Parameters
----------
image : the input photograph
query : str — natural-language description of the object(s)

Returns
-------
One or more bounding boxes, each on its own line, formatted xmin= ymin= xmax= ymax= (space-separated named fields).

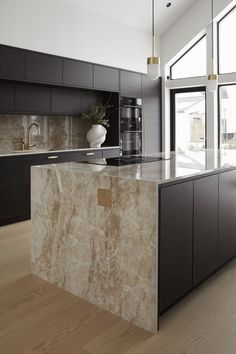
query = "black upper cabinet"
xmin=51 ymin=87 xmax=82 ymax=115
xmin=0 ymin=45 xmax=26 ymax=81
xmin=193 ymin=175 xmax=218 ymax=286
xmin=219 ymin=169 xmax=236 ymax=266
xmin=26 ymin=52 xmax=63 ymax=85
xmin=63 ymin=59 xmax=94 ymax=89
xmin=120 ymin=70 xmax=142 ymax=98
xmin=142 ymin=76 xmax=161 ymax=154
xmin=0 ymin=82 xmax=14 ymax=111
xmin=159 ymin=181 xmax=193 ymax=314
xmin=81 ymin=93 xmax=99 ymax=113
xmin=15 ymin=84 xmax=51 ymax=113
xmin=94 ymin=65 xmax=119 ymax=92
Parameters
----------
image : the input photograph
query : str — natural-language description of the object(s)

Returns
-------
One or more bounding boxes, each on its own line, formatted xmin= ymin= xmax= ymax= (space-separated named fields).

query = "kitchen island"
xmin=31 ymin=150 xmax=236 ymax=333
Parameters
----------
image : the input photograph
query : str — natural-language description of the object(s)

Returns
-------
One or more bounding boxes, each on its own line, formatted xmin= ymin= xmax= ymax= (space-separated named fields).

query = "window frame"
xmin=169 ymin=35 xmax=207 ymax=80
xmin=217 ymin=5 xmax=236 ymax=75
xmin=170 ymin=86 xmax=207 ymax=151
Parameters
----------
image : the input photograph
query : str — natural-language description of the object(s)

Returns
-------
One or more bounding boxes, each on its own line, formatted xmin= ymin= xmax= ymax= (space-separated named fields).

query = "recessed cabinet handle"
xmin=86 ymin=152 xmax=95 ymax=156
xmin=48 ymin=156 xmax=59 ymax=159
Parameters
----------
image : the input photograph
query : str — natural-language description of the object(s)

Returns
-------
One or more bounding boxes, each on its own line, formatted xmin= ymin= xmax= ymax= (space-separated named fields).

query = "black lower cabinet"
xmin=193 ymin=175 xmax=218 ymax=286
xmin=0 ymin=157 xmax=29 ymax=226
xmin=159 ymin=181 xmax=193 ymax=314
xmin=219 ymin=169 xmax=236 ymax=266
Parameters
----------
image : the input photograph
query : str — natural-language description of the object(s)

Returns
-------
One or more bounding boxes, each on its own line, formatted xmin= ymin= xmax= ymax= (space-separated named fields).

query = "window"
xmin=219 ymin=85 xmax=236 ymax=149
xmin=170 ymin=36 xmax=207 ymax=79
xmin=171 ymin=88 xmax=206 ymax=152
xmin=218 ymin=7 xmax=236 ymax=74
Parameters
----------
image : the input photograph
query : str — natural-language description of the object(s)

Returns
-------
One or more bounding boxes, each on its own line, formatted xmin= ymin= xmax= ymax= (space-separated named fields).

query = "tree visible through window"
xmin=218 ymin=7 xmax=236 ymax=74
xmin=170 ymin=36 xmax=207 ymax=79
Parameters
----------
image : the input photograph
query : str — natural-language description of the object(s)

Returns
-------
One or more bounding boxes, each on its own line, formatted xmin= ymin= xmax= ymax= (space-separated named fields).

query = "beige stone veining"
xmin=31 ymin=167 xmax=158 ymax=333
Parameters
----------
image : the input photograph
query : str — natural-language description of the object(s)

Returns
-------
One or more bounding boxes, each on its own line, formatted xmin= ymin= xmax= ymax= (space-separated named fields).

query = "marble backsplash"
xmin=0 ymin=114 xmax=91 ymax=152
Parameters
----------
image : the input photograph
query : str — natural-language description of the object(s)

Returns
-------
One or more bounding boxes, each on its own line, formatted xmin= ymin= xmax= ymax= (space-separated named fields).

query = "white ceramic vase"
xmin=86 ymin=124 xmax=107 ymax=148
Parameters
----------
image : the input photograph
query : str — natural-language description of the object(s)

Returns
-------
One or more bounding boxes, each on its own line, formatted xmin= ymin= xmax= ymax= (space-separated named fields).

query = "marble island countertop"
xmin=32 ymin=149 xmax=236 ymax=185
xmin=0 ymin=146 xmax=119 ymax=157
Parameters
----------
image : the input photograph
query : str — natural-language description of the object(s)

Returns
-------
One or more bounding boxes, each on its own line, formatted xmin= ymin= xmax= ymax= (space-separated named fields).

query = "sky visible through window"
xmin=219 ymin=7 xmax=236 ymax=74
xmin=171 ymin=37 xmax=207 ymax=79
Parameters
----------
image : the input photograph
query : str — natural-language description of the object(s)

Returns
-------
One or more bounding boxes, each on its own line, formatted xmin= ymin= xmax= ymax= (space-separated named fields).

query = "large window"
xmin=171 ymin=88 xmax=206 ymax=152
xmin=219 ymin=85 xmax=236 ymax=149
xmin=218 ymin=7 xmax=236 ymax=74
xmin=170 ymin=36 xmax=207 ymax=79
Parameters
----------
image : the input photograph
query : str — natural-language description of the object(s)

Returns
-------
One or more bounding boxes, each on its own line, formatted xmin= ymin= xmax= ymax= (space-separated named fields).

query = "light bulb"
xmin=147 ymin=57 xmax=160 ymax=80
xmin=207 ymin=74 xmax=218 ymax=92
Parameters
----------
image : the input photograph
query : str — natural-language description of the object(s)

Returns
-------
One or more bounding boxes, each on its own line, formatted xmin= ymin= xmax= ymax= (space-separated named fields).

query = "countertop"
xmin=32 ymin=149 xmax=236 ymax=185
xmin=0 ymin=146 xmax=119 ymax=157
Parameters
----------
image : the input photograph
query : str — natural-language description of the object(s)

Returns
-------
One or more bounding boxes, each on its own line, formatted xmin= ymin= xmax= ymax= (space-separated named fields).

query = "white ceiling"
xmin=69 ymin=0 xmax=195 ymax=34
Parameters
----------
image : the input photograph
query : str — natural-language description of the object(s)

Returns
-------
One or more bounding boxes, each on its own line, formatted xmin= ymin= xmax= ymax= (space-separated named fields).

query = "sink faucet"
xmin=27 ymin=122 xmax=41 ymax=149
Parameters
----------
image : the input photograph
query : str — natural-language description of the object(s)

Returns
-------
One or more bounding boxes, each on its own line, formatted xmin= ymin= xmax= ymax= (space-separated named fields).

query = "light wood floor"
xmin=1 ymin=222 xmax=236 ymax=354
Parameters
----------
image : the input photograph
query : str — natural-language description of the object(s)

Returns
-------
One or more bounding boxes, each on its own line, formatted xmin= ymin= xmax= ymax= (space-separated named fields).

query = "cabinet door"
xmin=15 ymin=84 xmax=51 ymax=114
xmin=63 ymin=59 xmax=94 ymax=88
xmin=142 ymin=75 xmax=161 ymax=154
xmin=0 ymin=157 xmax=28 ymax=226
xmin=120 ymin=70 xmax=142 ymax=98
xmin=219 ymin=169 xmax=236 ymax=266
xmin=51 ymin=87 xmax=82 ymax=114
xmin=193 ymin=175 xmax=218 ymax=286
xmin=0 ymin=45 xmax=26 ymax=80
xmin=94 ymin=65 xmax=119 ymax=92
xmin=159 ymin=181 xmax=193 ymax=314
xmin=26 ymin=52 xmax=63 ymax=84
xmin=0 ymin=82 xmax=14 ymax=112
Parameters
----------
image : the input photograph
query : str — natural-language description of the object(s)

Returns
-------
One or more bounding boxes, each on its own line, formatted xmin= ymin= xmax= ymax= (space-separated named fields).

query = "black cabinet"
xmin=193 ymin=175 xmax=218 ymax=286
xmin=120 ymin=70 xmax=142 ymax=98
xmin=0 ymin=157 xmax=28 ymax=226
xmin=74 ymin=149 xmax=103 ymax=161
xmin=0 ymin=45 xmax=26 ymax=81
xmin=159 ymin=181 xmax=193 ymax=314
xmin=102 ymin=148 xmax=120 ymax=158
xmin=219 ymin=169 xmax=236 ymax=266
xmin=0 ymin=82 xmax=14 ymax=112
xmin=142 ymin=75 xmax=161 ymax=154
xmin=51 ymin=87 xmax=82 ymax=115
xmin=63 ymin=59 xmax=94 ymax=89
xmin=26 ymin=52 xmax=63 ymax=85
xmin=94 ymin=65 xmax=119 ymax=92
xmin=15 ymin=84 xmax=51 ymax=114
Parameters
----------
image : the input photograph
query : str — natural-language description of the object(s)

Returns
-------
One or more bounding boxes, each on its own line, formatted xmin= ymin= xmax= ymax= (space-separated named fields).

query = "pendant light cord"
xmin=212 ymin=0 xmax=214 ymax=59
xmin=152 ymin=0 xmax=155 ymax=57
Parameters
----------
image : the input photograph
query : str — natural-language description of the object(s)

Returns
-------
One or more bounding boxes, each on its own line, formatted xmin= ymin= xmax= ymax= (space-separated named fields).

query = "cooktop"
xmin=81 ymin=155 xmax=169 ymax=166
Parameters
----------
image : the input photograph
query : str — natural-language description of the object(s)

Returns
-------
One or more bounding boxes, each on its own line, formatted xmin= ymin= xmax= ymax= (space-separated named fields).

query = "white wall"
xmin=0 ymin=0 xmax=150 ymax=73
xmin=160 ymin=0 xmax=235 ymax=152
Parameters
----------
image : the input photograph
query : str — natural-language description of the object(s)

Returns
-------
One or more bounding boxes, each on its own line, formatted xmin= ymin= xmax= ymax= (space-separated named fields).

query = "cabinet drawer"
xmin=63 ymin=59 xmax=94 ymax=88
xmin=0 ymin=45 xmax=26 ymax=81
xmin=102 ymin=148 xmax=120 ymax=158
xmin=76 ymin=150 xmax=103 ymax=161
xmin=26 ymin=52 xmax=63 ymax=85
xmin=30 ymin=152 xmax=75 ymax=165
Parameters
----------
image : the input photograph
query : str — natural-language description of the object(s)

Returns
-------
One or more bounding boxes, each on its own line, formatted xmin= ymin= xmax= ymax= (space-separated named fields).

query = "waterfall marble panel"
xmin=31 ymin=165 xmax=158 ymax=333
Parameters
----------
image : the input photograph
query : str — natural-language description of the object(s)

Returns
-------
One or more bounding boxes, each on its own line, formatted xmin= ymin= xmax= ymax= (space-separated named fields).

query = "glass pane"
xmin=219 ymin=7 xmax=236 ymax=74
xmin=220 ymin=85 xmax=236 ymax=149
xmin=175 ymin=90 xmax=206 ymax=152
xmin=171 ymin=37 xmax=207 ymax=79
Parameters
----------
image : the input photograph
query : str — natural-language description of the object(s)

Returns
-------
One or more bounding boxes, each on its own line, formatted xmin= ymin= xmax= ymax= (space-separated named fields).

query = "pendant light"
xmin=147 ymin=0 xmax=160 ymax=80
xmin=207 ymin=0 xmax=218 ymax=92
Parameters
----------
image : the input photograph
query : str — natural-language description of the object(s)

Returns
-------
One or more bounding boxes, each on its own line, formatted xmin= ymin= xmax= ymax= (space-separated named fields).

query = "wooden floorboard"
xmin=1 ymin=221 xmax=236 ymax=353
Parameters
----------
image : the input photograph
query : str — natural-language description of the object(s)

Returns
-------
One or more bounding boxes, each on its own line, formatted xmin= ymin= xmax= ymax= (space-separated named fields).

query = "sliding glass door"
xmin=171 ymin=88 xmax=206 ymax=152
xmin=219 ymin=85 xmax=236 ymax=149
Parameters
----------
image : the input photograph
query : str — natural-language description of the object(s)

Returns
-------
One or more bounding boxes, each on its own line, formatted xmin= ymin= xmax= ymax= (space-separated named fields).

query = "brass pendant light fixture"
xmin=207 ymin=0 xmax=218 ymax=92
xmin=147 ymin=0 xmax=160 ymax=80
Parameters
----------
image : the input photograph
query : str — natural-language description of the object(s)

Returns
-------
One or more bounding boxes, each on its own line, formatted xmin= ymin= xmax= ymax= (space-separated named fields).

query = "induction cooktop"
xmin=81 ymin=155 xmax=169 ymax=166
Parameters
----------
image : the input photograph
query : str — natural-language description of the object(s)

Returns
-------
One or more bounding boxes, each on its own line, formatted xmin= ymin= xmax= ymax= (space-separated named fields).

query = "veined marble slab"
xmin=31 ymin=166 xmax=159 ymax=333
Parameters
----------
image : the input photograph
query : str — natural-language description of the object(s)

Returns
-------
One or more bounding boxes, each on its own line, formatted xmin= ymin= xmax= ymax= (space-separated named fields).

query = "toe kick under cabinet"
xmin=159 ymin=169 xmax=236 ymax=315
xmin=0 ymin=148 xmax=119 ymax=226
